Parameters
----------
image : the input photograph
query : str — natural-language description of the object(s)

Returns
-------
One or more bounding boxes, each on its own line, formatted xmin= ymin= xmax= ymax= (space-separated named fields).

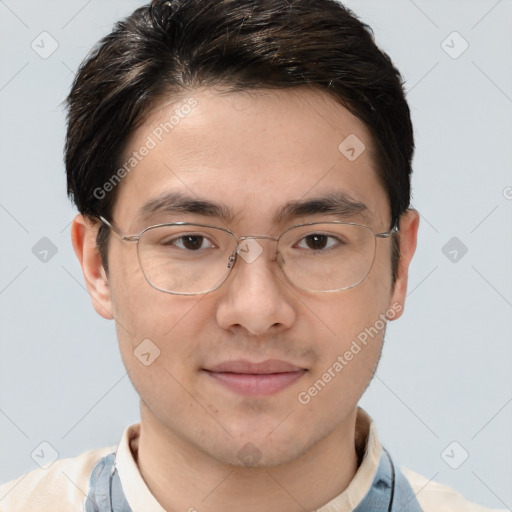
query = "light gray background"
xmin=1 ymin=0 xmax=511 ymax=509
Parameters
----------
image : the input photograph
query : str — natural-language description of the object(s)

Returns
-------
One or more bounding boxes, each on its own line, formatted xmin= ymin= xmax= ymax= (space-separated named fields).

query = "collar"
xmin=84 ymin=408 xmax=422 ymax=512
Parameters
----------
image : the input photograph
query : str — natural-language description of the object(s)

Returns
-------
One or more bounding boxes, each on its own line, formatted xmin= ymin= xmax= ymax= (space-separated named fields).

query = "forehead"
xmin=113 ymin=87 xmax=390 ymax=232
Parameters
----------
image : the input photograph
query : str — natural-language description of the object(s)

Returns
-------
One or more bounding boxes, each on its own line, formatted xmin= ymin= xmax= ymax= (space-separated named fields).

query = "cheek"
xmin=112 ymin=289 xmax=207 ymax=422
xmin=295 ymin=295 xmax=387 ymax=420
xmin=317 ymin=298 xmax=385 ymax=377
xmin=109 ymin=244 xmax=179 ymax=333
xmin=311 ymin=265 xmax=391 ymax=338
xmin=302 ymin=274 xmax=391 ymax=392
xmin=107 ymin=246 xmax=206 ymax=374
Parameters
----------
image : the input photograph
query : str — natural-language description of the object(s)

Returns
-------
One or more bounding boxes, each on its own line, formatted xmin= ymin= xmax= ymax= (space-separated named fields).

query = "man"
xmin=0 ymin=0 xmax=504 ymax=511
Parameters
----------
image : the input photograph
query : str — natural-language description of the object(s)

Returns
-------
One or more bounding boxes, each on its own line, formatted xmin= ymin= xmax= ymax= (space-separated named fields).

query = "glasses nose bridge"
xmin=235 ymin=234 xmax=280 ymax=260
xmin=237 ymin=234 xmax=279 ymax=243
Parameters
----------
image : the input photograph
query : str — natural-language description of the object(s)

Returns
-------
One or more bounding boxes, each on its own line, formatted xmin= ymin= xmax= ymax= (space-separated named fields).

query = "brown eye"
xmin=162 ymin=235 xmax=214 ymax=251
xmin=297 ymin=234 xmax=340 ymax=251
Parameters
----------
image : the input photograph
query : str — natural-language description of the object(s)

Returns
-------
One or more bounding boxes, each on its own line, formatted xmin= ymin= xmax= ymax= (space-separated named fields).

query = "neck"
xmin=135 ymin=402 xmax=360 ymax=512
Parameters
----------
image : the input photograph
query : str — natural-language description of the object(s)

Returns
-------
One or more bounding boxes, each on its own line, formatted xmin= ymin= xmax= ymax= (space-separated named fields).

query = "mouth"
xmin=203 ymin=359 xmax=307 ymax=397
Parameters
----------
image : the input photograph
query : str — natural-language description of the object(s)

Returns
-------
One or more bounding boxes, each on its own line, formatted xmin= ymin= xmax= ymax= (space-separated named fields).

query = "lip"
xmin=203 ymin=359 xmax=307 ymax=396
xmin=206 ymin=359 xmax=305 ymax=374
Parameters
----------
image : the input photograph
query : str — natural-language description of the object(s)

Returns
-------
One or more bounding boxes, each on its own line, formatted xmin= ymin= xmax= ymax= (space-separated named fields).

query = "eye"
xmin=296 ymin=233 xmax=341 ymax=251
xmin=166 ymin=234 xmax=215 ymax=251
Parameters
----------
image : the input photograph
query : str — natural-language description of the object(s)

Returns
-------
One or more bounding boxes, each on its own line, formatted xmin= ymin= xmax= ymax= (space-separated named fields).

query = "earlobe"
xmin=389 ymin=208 xmax=420 ymax=320
xmin=71 ymin=214 xmax=114 ymax=319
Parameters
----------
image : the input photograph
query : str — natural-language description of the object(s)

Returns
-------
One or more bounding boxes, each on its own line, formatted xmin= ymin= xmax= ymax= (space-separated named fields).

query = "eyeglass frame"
xmin=97 ymin=215 xmax=399 ymax=295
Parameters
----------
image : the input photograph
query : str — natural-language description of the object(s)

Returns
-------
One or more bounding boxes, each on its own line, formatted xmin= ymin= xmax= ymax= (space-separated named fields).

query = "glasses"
xmin=99 ymin=216 xmax=398 ymax=295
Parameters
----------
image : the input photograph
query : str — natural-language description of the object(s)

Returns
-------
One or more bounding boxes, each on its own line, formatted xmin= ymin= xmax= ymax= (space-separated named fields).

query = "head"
xmin=68 ymin=0 xmax=419 ymax=468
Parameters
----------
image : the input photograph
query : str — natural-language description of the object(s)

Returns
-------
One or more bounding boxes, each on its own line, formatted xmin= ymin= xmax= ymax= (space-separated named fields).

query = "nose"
xmin=215 ymin=237 xmax=296 ymax=336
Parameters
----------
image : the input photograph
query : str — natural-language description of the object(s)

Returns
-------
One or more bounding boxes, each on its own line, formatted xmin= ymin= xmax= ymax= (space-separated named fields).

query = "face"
xmin=74 ymin=86 xmax=418 ymax=468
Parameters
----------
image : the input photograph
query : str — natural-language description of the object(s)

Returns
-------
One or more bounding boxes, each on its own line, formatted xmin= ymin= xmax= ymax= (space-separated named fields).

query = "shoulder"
xmin=0 ymin=444 xmax=116 ymax=512
xmin=402 ymin=467 xmax=507 ymax=512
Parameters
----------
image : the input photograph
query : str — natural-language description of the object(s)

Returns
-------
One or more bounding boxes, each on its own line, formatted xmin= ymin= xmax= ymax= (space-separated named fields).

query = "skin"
xmin=72 ymin=86 xmax=419 ymax=512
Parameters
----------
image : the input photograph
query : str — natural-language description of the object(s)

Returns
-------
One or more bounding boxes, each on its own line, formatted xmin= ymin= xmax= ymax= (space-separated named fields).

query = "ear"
xmin=389 ymin=208 xmax=420 ymax=320
xmin=71 ymin=214 xmax=113 ymax=319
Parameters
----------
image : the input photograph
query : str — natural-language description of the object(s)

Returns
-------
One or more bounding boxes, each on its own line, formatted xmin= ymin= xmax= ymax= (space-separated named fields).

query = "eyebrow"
xmin=138 ymin=190 xmax=370 ymax=225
